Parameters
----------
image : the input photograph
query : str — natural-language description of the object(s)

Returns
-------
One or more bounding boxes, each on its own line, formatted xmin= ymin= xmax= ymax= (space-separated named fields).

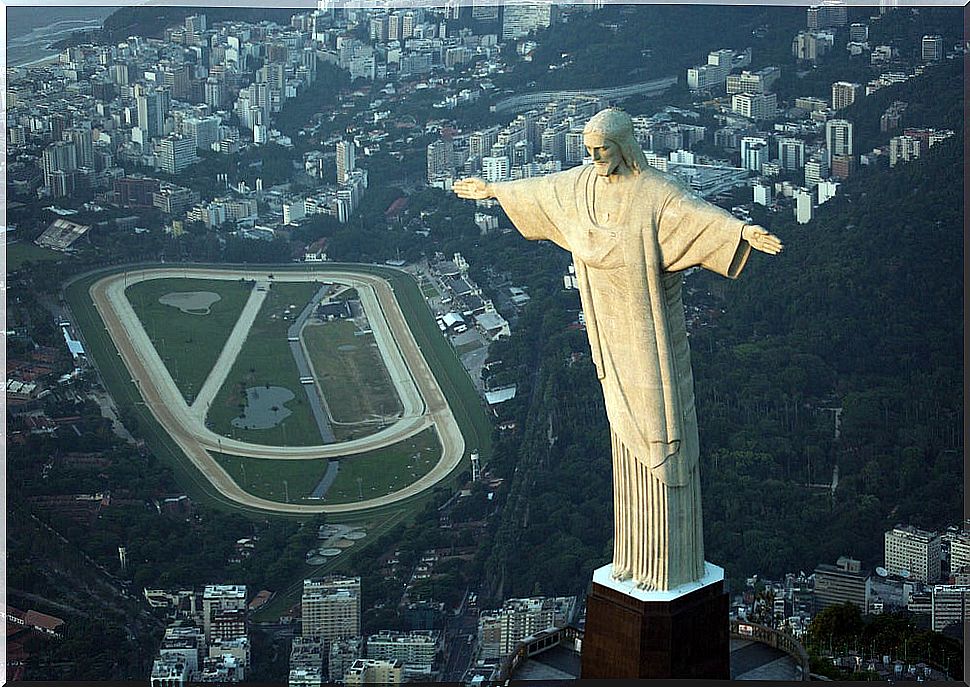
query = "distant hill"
xmin=99 ymin=6 xmax=300 ymax=42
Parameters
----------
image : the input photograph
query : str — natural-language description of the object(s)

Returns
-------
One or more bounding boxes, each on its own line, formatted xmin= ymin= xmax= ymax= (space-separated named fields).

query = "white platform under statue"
xmin=581 ymin=560 xmax=730 ymax=679
xmin=592 ymin=561 xmax=725 ymax=603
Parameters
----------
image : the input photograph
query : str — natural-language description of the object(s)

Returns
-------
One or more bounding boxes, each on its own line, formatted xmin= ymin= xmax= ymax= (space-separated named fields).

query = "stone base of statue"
xmin=580 ymin=562 xmax=729 ymax=679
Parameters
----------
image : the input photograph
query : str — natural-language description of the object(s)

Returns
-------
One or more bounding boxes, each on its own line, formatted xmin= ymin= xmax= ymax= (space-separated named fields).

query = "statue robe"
xmin=492 ymin=163 xmax=751 ymax=589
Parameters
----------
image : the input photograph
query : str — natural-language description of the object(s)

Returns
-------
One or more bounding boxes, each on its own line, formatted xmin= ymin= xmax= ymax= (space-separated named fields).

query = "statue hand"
xmin=742 ymin=225 xmax=783 ymax=255
xmin=453 ymin=177 xmax=494 ymax=200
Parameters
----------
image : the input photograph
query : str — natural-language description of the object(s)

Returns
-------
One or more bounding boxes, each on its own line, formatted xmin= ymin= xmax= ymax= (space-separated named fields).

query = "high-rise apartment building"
xmin=778 ymin=137 xmax=806 ymax=170
xmin=301 ymin=576 xmax=360 ymax=641
xmin=202 ymin=585 xmax=247 ymax=642
xmin=814 ymin=557 xmax=870 ymax=611
xmin=825 ymin=119 xmax=853 ymax=164
xmin=949 ymin=533 xmax=970 ymax=574
xmin=427 ymin=139 xmax=453 ymax=183
xmin=482 ymin=155 xmax=510 ymax=182
xmin=731 ymin=92 xmax=777 ymax=121
xmin=804 ymin=156 xmax=828 ymax=187
xmin=740 ymin=136 xmax=769 ymax=172
xmin=792 ymin=31 xmax=835 ymax=62
xmin=931 ymin=585 xmax=970 ymax=632
xmin=182 ymin=116 xmax=220 ymax=152
xmin=849 ymin=23 xmax=869 ymax=42
xmin=807 ymin=1 xmax=847 ymax=29
xmin=63 ymin=128 xmax=94 ymax=167
xmin=471 ymin=3 xmax=499 ymax=21
xmin=921 ymin=34 xmax=944 ymax=62
xmin=726 ymin=67 xmax=781 ymax=95
xmin=885 ymin=525 xmax=942 ymax=583
xmin=135 ymin=84 xmax=171 ymax=138
xmin=478 ymin=597 xmax=576 ymax=659
xmin=158 ymin=135 xmax=199 ymax=175
xmin=889 ymin=135 xmax=921 ymax=167
xmin=365 ymin=631 xmax=439 ymax=669
xmin=204 ymin=78 xmax=225 ymax=109
xmin=469 ymin=126 xmax=500 ymax=159
xmin=42 ymin=140 xmax=78 ymax=190
xmin=336 ymin=139 xmax=356 ymax=185
xmin=831 ymin=81 xmax=861 ymax=110
xmin=502 ymin=4 xmax=557 ymax=40
xmin=753 ymin=182 xmax=773 ymax=206
xmin=794 ymin=187 xmax=814 ymax=224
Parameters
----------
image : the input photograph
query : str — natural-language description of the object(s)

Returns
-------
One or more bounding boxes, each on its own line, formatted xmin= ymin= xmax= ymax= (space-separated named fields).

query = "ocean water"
xmin=6 ymin=6 xmax=117 ymax=67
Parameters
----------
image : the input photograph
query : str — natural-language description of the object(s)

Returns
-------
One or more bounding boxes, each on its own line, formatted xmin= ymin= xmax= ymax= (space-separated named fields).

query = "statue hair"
xmin=583 ymin=108 xmax=650 ymax=175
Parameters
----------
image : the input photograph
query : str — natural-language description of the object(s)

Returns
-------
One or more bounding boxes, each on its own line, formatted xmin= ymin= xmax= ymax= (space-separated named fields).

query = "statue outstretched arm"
xmin=741 ymin=224 xmax=783 ymax=255
xmin=453 ymin=177 xmax=494 ymax=200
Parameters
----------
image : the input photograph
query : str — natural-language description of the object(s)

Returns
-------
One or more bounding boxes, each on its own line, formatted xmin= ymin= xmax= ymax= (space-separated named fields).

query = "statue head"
xmin=583 ymin=108 xmax=649 ymax=176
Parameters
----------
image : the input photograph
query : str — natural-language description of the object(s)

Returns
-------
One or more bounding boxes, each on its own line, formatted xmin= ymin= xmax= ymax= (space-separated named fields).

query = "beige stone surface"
xmin=454 ymin=108 xmax=781 ymax=590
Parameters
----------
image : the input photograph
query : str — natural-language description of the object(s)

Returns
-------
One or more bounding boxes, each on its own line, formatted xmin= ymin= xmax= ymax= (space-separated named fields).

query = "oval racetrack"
xmin=90 ymin=267 xmax=466 ymax=514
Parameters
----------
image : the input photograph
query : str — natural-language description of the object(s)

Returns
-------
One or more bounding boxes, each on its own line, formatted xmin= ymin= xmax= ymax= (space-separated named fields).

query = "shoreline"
xmin=8 ymin=54 xmax=63 ymax=70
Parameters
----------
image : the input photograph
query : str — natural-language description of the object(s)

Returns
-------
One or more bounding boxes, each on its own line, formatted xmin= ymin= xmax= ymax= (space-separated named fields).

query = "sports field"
xmin=212 ymin=426 xmax=439 ymax=505
xmin=70 ymin=264 xmax=485 ymax=516
xmin=304 ymin=319 xmax=403 ymax=440
xmin=207 ymin=281 xmax=323 ymax=446
xmin=126 ymin=277 xmax=252 ymax=402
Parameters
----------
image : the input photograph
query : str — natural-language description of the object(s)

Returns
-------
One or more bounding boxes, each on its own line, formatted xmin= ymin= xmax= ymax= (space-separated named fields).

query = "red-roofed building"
xmin=24 ymin=610 xmax=65 ymax=636
xmin=385 ymin=197 xmax=408 ymax=222
xmin=248 ymin=590 xmax=274 ymax=612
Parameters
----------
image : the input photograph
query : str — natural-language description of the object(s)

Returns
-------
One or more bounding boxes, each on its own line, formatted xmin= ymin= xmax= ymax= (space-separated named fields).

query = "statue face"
xmin=584 ymin=133 xmax=622 ymax=177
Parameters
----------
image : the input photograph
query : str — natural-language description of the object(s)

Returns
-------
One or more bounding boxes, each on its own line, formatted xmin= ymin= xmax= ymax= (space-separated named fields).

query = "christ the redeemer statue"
xmin=454 ymin=108 xmax=782 ymax=591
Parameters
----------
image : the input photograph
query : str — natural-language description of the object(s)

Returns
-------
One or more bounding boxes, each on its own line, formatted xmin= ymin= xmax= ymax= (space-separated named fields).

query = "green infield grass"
xmin=7 ymin=242 xmax=63 ymax=271
xmin=208 ymin=280 xmax=323 ymax=446
xmin=304 ymin=319 xmax=402 ymax=440
xmin=325 ymin=426 xmax=439 ymax=503
xmin=212 ymin=426 xmax=439 ymax=505
xmin=126 ymin=277 xmax=253 ymax=402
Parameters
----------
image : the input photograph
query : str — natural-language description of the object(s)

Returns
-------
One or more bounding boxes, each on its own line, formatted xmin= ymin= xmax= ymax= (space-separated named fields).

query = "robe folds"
xmin=492 ymin=163 xmax=751 ymax=589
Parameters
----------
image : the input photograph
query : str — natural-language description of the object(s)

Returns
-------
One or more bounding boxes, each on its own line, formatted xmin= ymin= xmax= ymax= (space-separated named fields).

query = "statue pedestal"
xmin=580 ymin=562 xmax=729 ymax=679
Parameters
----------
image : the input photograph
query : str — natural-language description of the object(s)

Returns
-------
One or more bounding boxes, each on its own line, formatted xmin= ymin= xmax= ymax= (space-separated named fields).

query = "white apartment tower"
xmin=825 ymin=119 xmax=853 ymax=164
xmin=427 ymin=138 xmax=453 ymax=183
xmin=336 ymin=139 xmax=356 ymax=185
xmin=502 ymin=4 xmax=557 ymax=40
xmin=889 ymin=135 xmax=921 ymax=167
xmin=921 ymin=35 xmax=944 ymax=62
xmin=158 ymin=135 xmax=199 ymax=175
xmin=794 ymin=187 xmax=814 ymax=224
xmin=301 ymin=576 xmax=361 ymax=641
xmin=831 ymin=81 xmax=861 ymax=110
xmin=202 ymin=585 xmax=247 ymax=642
xmin=778 ymin=137 xmax=806 ymax=170
xmin=740 ymin=136 xmax=769 ymax=172
xmin=804 ymin=156 xmax=828 ymax=187
xmin=885 ymin=525 xmax=942 ymax=583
